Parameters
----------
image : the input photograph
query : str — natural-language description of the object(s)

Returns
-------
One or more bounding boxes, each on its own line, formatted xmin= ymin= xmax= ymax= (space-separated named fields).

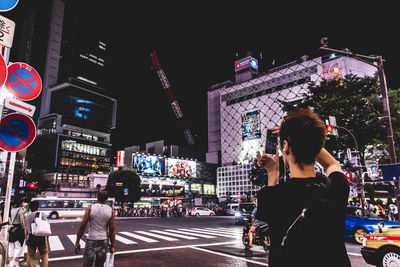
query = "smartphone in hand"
xmin=265 ymin=129 xmax=278 ymax=155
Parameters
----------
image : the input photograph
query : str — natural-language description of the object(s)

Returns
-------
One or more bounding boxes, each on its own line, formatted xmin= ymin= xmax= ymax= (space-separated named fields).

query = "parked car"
xmin=226 ymin=203 xmax=239 ymax=216
xmin=345 ymin=206 xmax=400 ymax=244
xmin=361 ymin=222 xmax=400 ymax=267
xmin=234 ymin=202 xmax=256 ymax=225
xmin=191 ymin=207 xmax=215 ymax=216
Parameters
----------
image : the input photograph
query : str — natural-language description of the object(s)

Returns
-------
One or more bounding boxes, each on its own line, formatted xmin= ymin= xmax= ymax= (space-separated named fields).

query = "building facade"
xmin=209 ymin=53 xmax=377 ymax=202
xmin=11 ymin=0 xmax=117 ymax=196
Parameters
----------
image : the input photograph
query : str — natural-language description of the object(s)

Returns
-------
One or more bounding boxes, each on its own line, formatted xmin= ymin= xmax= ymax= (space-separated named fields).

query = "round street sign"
xmin=0 ymin=54 xmax=6 ymax=87
xmin=5 ymin=62 xmax=42 ymax=101
xmin=0 ymin=0 xmax=19 ymax=12
xmin=0 ymin=113 xmax=36 ymax=152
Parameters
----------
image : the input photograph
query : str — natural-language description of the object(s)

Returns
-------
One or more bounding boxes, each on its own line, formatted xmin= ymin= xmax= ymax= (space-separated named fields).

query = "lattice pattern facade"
xmin=210 ymin=54 xmax=377 ymax=201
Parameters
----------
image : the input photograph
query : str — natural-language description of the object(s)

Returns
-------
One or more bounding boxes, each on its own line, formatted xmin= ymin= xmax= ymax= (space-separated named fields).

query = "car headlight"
xmin=234 ymin=212 xmax=242 ymax=217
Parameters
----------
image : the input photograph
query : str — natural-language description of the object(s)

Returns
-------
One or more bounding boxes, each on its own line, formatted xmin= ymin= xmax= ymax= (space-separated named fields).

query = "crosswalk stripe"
xmin=115 ymin=234 xmax=137 ymax=244
xmin=119 ymin=231 xmax=158 ymax=243
xmin=194 ymin=228 xmax=241 ymax=235
xmin=67 ymin=235 xmax=85 ymax=248
xmin=180 ymin=228 xmax=236 ymax=237
xmin=165 ymin=229 xmax=216 ymax=239
xmin=48 ymin=236 xmax=64 ymax=251
xmin=204 ymin=228 xmax=242 ymax=235
xmin=149 ymin=230 xmax=198 ymax=240
xmin=135 ymin=231 xmax=179 ymax=241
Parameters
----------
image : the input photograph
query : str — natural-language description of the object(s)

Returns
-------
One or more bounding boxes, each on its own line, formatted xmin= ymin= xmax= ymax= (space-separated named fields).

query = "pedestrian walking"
xmin=75 ymin=190 xmax=116 ymax=267
xmin=255 ymin=108 xmax=351 ymax=267
xmin=8 ymin=199 xmax=26 ymax=267
xmin=24 ymin=200 xmax=48 ymax=267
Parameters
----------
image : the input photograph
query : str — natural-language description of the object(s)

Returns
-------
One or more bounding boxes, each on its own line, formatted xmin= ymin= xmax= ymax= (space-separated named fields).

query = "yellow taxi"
xmin=361 ymin=222 xmax=400 ymax=267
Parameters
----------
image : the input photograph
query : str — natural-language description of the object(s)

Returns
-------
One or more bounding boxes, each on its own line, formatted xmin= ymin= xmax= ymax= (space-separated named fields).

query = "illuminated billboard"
xmin=242 ymin=110 xmax=261 ymax=141
xmin=141 ymin=183 xmax=185 ymax=198
xmin=167 ymin=158 xmax=196 ymax=178
xmin=133 ymin=154 xmax=164 ymax=175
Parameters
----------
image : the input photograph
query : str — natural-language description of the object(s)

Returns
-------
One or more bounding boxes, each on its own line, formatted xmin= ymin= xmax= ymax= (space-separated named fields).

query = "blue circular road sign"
xmin=0 ymin=0 xmax=19 ymax=12
xmin=0 ymin=113 xmax=36 ymax=152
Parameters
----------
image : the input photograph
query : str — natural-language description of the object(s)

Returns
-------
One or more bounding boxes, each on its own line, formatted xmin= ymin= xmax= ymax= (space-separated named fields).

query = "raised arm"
xmin=315 ymin=148 xmax=342 ymax=176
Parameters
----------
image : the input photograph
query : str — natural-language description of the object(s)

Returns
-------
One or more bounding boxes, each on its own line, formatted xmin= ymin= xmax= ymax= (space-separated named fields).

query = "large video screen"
xmin=242 ymin=110 xmax=261 ymax=141
xmin=167 ymin=158 xmax=196 ymax=178
xmin=133 ymin=154 xmax=164 ymax=175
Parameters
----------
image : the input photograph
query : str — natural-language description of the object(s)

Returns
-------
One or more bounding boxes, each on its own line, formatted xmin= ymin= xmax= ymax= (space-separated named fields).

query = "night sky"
xmin=5 ymin=2 xmax=400 ymax=155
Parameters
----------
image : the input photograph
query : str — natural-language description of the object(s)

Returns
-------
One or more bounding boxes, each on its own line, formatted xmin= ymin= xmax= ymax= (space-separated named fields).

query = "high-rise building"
xmin=10 ymin=0 xmax=117 ymax=196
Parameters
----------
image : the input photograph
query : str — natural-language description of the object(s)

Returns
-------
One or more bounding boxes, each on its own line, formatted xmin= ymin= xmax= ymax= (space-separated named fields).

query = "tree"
xmin=106 ymin=169 xmax=141 ymax=206
xmin=281 ymin=74 xmax=399 ymax=164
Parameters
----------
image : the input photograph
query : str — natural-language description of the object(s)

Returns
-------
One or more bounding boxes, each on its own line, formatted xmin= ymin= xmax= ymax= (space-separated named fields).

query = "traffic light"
xmin=345 ymin=172 xmax=352 ymax=183
xmin=28 ymin=182 xmax=37 ymax=189
xmin=325 ymin=116 xmax=338 ymax=136
xmin=326 ymin=125 xmax=335 ymax=133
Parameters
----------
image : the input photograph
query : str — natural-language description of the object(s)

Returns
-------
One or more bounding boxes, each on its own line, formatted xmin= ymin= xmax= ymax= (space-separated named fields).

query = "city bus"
xmin=31 ymin=197 xmax=115 ymax=219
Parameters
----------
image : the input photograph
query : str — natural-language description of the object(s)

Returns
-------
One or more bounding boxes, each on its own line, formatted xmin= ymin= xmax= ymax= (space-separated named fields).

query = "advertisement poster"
xmin=133 ymin=154 xmax=164 ymax=175
xmin=167 ymin=158 xmax=196 ymax=178
xmin=242 ymin=110 xmax=261 ymax=141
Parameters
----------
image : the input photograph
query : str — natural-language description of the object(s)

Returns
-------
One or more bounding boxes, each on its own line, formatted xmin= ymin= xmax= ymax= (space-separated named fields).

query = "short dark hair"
xmin=98 ymin=190 xmax=108 ymax=202
xmin=279 ymin=108 xmax=326 ymax=168
xmin=29 ymin=200 xmax=40 ymax=212
xmin=13 ymin=198 xmax=24 ymax=208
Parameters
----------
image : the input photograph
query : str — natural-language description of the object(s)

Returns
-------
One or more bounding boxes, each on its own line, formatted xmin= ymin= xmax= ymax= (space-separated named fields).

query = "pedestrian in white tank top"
xmin=74 ymin=190 xmax=116 ymax=267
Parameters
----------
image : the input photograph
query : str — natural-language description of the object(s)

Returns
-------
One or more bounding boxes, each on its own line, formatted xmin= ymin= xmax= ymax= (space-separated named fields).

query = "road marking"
xmin=203 ymin=228 xmax=242 ymax=235
xmin=190 ymin=246 xmax=269 ymax=266
xmin=179 ymin=228 xmax=234 ymax=238
xmin=119 ymin=231 xmax=158 ymax=243
xmin=347 ymin=252 xmax=363 ymax=257
xmin=149 ymin=230 xmax=198 ymax=240
xmin=135 ymin=230 xmax=179 ymax=241
xmin=48 ymin=241 xmax=238 ymax=262
xmin=67 ymin=235 xmax=85 ymax=248
xmin=48 ymin=236 xmax=64 ymax=251
xmin=190 ymin=228 xmax=241 ymax=237
xmin=115 ymin=234 xmax=137 ymax=244
xmin=165 ymin=229 xmax=216 ymax=238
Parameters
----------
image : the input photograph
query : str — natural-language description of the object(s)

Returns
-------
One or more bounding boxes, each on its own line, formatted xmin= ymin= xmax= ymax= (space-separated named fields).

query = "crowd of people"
xmin=115 ymin=204 xmax=227 ymax=218
xmin=348 ymin=199 xmax=399 ymax=221
xmin=1 ymin=198 xmax=49 ymax=267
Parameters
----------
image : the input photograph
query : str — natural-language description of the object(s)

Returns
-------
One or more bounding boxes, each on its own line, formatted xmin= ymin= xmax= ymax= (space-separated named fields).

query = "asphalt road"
xmin=22 ymin=216 xmax=372 ymax=266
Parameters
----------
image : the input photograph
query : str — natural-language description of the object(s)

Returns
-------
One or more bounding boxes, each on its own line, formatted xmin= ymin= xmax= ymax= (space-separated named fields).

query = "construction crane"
xmin=149 ymin=51 xmax=195 ymax=146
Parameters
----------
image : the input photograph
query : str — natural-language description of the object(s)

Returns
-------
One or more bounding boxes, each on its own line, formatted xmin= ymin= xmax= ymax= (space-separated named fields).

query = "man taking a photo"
xmin=256 ymin=108 xmax=350 ymax=267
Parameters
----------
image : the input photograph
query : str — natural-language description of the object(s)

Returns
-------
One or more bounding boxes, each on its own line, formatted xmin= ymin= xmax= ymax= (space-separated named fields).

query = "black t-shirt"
xmin=256 ymin=171 xmax=351 ymax=267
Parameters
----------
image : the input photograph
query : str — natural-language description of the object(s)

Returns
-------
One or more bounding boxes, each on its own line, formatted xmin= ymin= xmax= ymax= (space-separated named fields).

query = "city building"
xmin=208 ymin=52 xmax=377 ymax=202
xmin=121 ymin=140 xmax=217 ymax=207
xmin=9 ymin=0 xmax=117 ymax=197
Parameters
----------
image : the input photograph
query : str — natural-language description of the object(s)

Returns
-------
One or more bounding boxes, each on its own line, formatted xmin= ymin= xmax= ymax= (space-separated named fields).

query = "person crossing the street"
xmin=75 ymin=190 xmax=116 ymax=267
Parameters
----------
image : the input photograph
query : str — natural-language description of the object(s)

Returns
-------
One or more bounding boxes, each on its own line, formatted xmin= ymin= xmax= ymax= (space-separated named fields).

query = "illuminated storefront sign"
xmin=235 ymin=56 xmax=258 ymax=72
xmin=323 ymin=61 xmax=341 ymax=79
xmin=116 ymin=150 xmax=125 ymax=167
